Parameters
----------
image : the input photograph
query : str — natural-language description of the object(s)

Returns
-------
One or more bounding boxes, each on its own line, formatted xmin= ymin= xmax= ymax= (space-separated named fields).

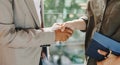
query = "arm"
xmin=0 ymin=0 xmax=73 ymax=48
xmin=0 ymin=0 xmax=54 ymax=48
xmin=61 ymin=16 xmax=88 ymax=31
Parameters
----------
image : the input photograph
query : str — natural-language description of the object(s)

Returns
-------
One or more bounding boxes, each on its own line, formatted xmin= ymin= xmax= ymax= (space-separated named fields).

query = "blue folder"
xmin=86 ymin=32 xmax=120 ymax=61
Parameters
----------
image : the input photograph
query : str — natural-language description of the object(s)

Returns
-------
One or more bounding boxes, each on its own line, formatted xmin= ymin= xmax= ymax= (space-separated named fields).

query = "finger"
xmin=60 ymin=33 xmax=70 ymax=41
xmin=62 ymin=32 xmax=72 ymax=39
xmin=61 ymin=23 xmax=72 ymax=31
xmin=52 ymin=23 xmax=62 ymax=30
xmin=61 ymin=23 xmax=66 ymax=32
xmin=66 ymin=32 xmax=72 ymax=37
xmin=61 ymin=27 xmax=66 ymax=32
xmin=98 ymin=49 xmax=108 ymax=56
xmin=63 ymin=32 xmax=72 ymax=40
xmin=64 ymin=28 xmax=73 ymax=34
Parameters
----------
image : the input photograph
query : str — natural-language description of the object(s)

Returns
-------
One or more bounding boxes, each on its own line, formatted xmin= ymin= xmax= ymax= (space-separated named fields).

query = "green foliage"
xmin=44 ymin=0 xmax=87 ymax=64
xmin=44 ymin=0 xmax=87 ymax=27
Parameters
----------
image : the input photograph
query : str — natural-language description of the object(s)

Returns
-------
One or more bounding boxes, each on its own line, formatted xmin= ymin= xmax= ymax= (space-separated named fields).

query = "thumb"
xmin=98 ymin=49 xmax=108 ymax=56
xmin=51 ymin=23 xmax=61 ymax=30
xmin=61 ymin=23 xmax=66 ymax=32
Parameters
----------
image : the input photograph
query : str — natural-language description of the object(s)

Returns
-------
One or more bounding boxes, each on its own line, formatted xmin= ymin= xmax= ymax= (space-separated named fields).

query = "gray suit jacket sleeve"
xmin=0 ymin=0 xmax=55 ymax=48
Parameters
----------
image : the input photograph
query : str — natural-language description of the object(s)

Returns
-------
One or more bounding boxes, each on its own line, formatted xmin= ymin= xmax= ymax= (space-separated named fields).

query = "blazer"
xmin=0 ymin=0 xmax=55 ymax=65
xmin=84 ymin=0 xmax=120 ymax=65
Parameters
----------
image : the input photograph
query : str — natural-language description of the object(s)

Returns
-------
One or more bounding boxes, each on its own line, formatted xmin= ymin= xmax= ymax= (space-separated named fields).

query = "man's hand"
xmin=51 ymin=23 xmax=62 ymax=31
xmin=51 ymin=23 xmax=73 ymax=41
xmin=97 ymin=50 xmax=120 ymax=65
xmin=55 ymin=28 xmax=73 ymax=41
xmin=61 ymin=19 xmax=86 ymax=31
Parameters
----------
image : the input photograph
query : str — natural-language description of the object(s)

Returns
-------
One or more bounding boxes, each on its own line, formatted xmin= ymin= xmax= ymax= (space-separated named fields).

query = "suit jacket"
xmin=84 ymin=0 xmax=120 ymax=65
xmin=0 ymin=0 xmax=55 ymax=65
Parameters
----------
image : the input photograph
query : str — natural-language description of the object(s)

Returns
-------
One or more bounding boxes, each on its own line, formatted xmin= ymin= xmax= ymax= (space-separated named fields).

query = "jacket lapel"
xmin=24 ymin=0 xmax=40 ymax=28
xmin=40 ymin=0 xmax=44 ymax=28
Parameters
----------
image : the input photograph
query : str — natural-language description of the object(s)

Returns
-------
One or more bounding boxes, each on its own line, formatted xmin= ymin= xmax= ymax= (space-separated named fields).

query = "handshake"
xmin=50 ymin=19 xmax=86 ymax=42
xmin=51 ymin=23 xmax=74 ymax=42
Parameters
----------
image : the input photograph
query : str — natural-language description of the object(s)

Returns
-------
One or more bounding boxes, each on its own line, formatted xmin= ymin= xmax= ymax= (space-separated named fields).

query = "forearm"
xmin=0 ymin=24 xmax=55 ymax=48
xmin=66 ymin=18 xmax=86 ymax=30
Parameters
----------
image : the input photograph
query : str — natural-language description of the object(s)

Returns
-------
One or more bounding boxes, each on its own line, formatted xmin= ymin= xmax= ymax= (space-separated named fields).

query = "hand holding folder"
xmin=86 ymin=32 xmax=120 ymax=61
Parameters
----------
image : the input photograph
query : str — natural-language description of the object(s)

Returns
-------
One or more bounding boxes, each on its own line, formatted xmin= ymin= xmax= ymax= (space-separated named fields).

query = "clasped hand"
xmin=51 ymin=23 xmax=73 ymax=42
xmin=97 ymin=50 xmax=120 ymax=65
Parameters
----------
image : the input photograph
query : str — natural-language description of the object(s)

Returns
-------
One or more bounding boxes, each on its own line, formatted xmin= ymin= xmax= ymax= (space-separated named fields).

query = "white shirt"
xmin=33 ymin=0 xmax=41 ymax=22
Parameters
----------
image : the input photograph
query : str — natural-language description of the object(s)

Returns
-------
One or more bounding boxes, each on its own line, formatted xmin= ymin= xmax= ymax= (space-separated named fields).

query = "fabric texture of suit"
xmin=83 ymin=0 xmax=120 ymax=65
xmin=0 ymin=0 xmax=55 ymax=65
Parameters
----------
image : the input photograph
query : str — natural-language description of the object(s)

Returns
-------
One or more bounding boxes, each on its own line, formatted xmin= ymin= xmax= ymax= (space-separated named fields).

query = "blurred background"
xmin=43 ymin=0 xmax=87 ymax=65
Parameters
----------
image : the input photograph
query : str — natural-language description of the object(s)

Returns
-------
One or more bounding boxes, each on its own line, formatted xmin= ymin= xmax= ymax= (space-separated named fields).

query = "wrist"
xmin=67 ymin=19 xmax=85 ymax=30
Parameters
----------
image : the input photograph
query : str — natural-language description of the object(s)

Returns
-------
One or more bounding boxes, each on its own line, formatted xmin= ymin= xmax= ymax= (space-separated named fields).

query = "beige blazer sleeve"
xmin=0 ymin=0 xmax=55 ymax=48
